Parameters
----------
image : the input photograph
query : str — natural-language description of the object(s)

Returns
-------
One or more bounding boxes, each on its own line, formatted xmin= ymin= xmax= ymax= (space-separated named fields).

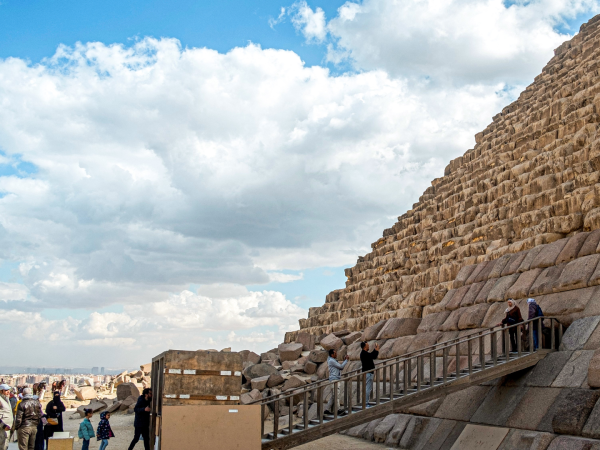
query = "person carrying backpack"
xmin=77 ymin=409 xmax=94 ymax=450
xmin=527 ymin=298 xmax=544 ymax=350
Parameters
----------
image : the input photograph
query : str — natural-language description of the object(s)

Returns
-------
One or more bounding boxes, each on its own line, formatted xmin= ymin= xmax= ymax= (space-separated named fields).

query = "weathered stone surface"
xmin=362 ymin=418 xmax=384 ymax=441
xmin=505 ymin=387 xmax=562 ymax=430
xmin=116 ymin=382 xmax=140 ymax=401
xmin=553 ymin=254 xmax=600 ymax=293
xmin=459 ymin=282 xmax=485 ymax=308
xmin=319 ymin=334 xmax=344 ymax=351
xmin=362 ymin=320 xmax=387 ymax=341
xmin=502 ymin=251 xmax=528 ymax=277
xmin=518 ymin=246 xmax=545 ymax=273
xmin=529 ymin=264 xmax=566 ymax=297
xmin=373 ymin=414 xmax=400 ymax=443
xmin=342 ymin=331 xmax=362 ymax=346
xmin=526 ymin=351 xmax=574 ymax=387
xmin=487 ymin=274 xmax=520 ymax=302
xmin=267 ymin=373 xmax=284 ymax=387
xmin=552 ymin=350 xmax=595 ymax=388
xmin=505 ymin=269 xmax=543 ymax=300
xmin=384 ymin=414 xmax=412 ymax=446
xmin=497 ymin=429 xmax=555 ymax=450
xmin=398 ymin=416 xmax=440 ymax=449
xmin=547 ymin=436 xmax=600 ymax=450
xmin=304 ymin=361 xmax=317 ymax=374
xmin=260 ymin=351 xmax=278 ymax=362
xmin=435 ymin=386 xmax=491 ymax=421
xmin=450 ymin=424 xmax=509 ymax=450
xmin=407 ymin=332 xmax=441 ymax=352
xmin=281 ymin=375 xmax=306 ymax=391
xmin=550 ymin=389 xmax=600 ymax=435
xmin=74 ymin=386 xmax=97 ymax=401
xmin=240 ymin=350 xmax=261 ymax=365
xmin=403 ymin=397 xmax=444 ymax=417
xmin=531 ymin=240 xmax=568 ymax=269
xmin=560 ymin=316 xmax=600 ymax=351
xmin=119 ymin=395 xmax=137 ymax=411
xmin=457 ymin=303 xmax=490 ymax=330
xmin=376 ymin=317 xmax=421 ymax=339
xmin=439 ymin=309 xmax=464 ymax=332
xmin=418 ymin=311 xmax=450 ymax=334
xmin=308 ymin=350 xmax=328 ymax=363
xmin=583 ymin=396 xmax=600 ymax=439
xmin=295 ymin=333 xmax=316 ymax=351
xmin=579 ymin=229 xmax=600 ymax=257
xmin=470 ymin=386 xmax=525 ymax=426
xmin=278 ymin=343 xmax=303 ymax=361
xmin=538 ymin=288 xmax=595 ymax=318
xmin=388 ymin=335 xmax=416 ymax=358
xmin=316 ymin=360 xmax=329 ymax=379
xmin=243 ymin=363 xmax=280 ymax=380
xmin=556 ymin=233 xmax=590 ymax=265
xmin=250 ymin=375 xmax=270 ymax=391
xmin=421 ymin=420 xmax=463 ymax=450
xmin=453 ymin=265 xmax=477 ymax=288
xmin=588 ymin=349 xmax=600 ymax=388
xmin=447 ymin=284 xmax=471 ymax=310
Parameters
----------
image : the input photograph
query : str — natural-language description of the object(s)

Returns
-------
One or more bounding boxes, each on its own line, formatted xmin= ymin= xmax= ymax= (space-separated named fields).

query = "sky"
xmin=0 ymin=0 xmax=598 ymax=370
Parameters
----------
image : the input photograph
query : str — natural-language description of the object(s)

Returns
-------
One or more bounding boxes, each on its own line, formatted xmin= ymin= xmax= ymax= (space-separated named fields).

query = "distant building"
xmin=91 ymin=367 xmax=99 ymax=375
xmin=101 ymin=367 xmax=105 ymax=375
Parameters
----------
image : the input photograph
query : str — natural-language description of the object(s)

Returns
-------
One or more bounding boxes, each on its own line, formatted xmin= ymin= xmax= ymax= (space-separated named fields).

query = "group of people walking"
xmin=0 ymin=384 xmax=152 ymax=450
xmin=324 ymin=297 xmax=545 ymax=411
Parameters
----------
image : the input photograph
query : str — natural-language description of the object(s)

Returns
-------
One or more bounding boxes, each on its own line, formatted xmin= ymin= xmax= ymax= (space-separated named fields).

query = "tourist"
xmin=32 ymin=396 xmax=44 ymax=450
xmin=13 ymin=388 xmax=41 ymax=450
xmin=96 ymin=412 xmax=114 ymax=450
xmin=127 ymin=388 xmax=152 ymax=450
xmin=78 ymin=409 xmax=95 ymax=450
xmin=325 ymin=349 xmax=349 ymax=415
xmin=497 ymin=299 xmax=524 ymax=353
xmin=527 ymin=298 xmax=544 ymax=350
xmin=43 ymin=391 xmax=65 ymax=448
xmin=0 ymin=384 xmax=13 ymax=450
xmin=360 ymin=341 xmax=379 ymax=407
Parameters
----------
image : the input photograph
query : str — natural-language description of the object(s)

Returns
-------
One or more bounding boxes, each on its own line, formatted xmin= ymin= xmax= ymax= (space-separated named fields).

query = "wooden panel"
xmin=161 ymin=405 xmax=261 ymax=450
xmin=163 ymin=350 xmax=242 ymax=371
xmin=48 ymin=438 xmax=74 ymax=450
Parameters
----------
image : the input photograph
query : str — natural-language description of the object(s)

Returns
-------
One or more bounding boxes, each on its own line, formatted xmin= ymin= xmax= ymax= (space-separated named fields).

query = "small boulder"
xmin=278 ymin=343 xmax=303 ymax=362
xmin=308 ymin=350 xmax=328 ymax=363
xmin=74 ymin=386 xmax=97 ymax=401
xmin=243 ymin=363 xmax=280 ymax=380
xmin=304 ymin=361 xmax=317 ymax=375
xmin=319 ymin=334 xmax=343 ymax=351
xmin=296 ymin=333 xmax=316 ymax=351
xmin=250 ymin=375 xmax=270 ymax=391
xmin=240 ymin=350 xmax=261 ymax=365
xmin=117 ymin=382 xmax=140 ymax=401
xmin=107 ymin=401 xmax=122 ymax=413
xmin=282 ymin=375 xmax=306 ymax=391
xmin=267 ymin=373 xmax=285 ymax=388
xmin=342 ymin=331 xmax=363 ymax=346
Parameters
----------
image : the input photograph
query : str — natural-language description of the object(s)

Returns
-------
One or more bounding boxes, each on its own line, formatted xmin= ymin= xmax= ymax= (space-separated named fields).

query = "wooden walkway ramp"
xmin=256 ymin=317 xmax=563 ymax=450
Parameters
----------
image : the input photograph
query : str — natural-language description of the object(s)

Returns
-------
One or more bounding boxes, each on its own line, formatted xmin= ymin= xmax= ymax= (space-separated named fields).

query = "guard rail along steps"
xmin=254 ymin=317 xmax=563 ymax=450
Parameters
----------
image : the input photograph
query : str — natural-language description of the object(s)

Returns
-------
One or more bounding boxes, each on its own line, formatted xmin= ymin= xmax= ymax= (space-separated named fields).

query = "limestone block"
xmin=418 ymin=311 xmax=450 ymax=334
xmin=399 ymin=416 xmax=441 ymax=449
xmin=449 ymin=424 xmax=509 ymax=450
xmin=465 ymin=261 xmax=490 ymax=285
xmin=588 ymin=349 xmax=600 ymax=388
xmin=502 ymin=251 xmax=528 ymax=276
xmin=582 ymin=395 xmax=600 ymax=439
xmin=282 ymin=375 xmax=306 ymax=392
xmin=552 ymin=350 xmax=595 ymax=387
xmin=295 ymin=333 xmax=316 ymax=351
xmin=308 ymin=350 xmax=328 ymax=363
xmin=537 ymin=288 xmax=595 ymax=318
xmin=504 ymin=269 xmax=542 ymax=300
xmin=240 ymin=351 xmax=261 ymax=365
xmin=376 ymin=318 xmax=421 ymax=339
xmin=347 ymin=341 xmax=362 ymax=360
xmin=497 ymin=429 xmax=555 ymax=450
xmin=342 ymin=331 xmax=362 ymax=346
xmin=267 ymin=373 xmax=284 ymax=388
xmin=529 ymin=264 xmax=566 ymax=296
xmin=481 ymin=302 xmax=508 ymax=328
xmin=579 ymin=228 xmax=600 ymax=257
xmin=402 ymin=397 xmax=444 ymax=417
xmin=487 ymin=274 xmax=520 ymax=302
xmin=474 ymin=278 xmax=498 ymax=304
xmin=440 ymin=309 xmax=464 ymax=332
xmin=470 ymin=386 xmax=525 ymax=426
xmin=518 ymin=246 xmax=545 ymax=273
xmin=423 ymin=420 xmax=466 ymax=450
xmin=261 ymin=351 xmax=278 ymax=362
xmin=388 ymin=335 xmax=416 ymax=358
xmin=458 ymin=304 xmax=490 ymax=330
xmin=460 ymin=282 xmax=485 ymax=307
xmin=74 ymin=386 xmax=97 ymax=401
xmin=547 ymin=436 xmax=600 ymax=450
xmin=550 ymin=388 xmax=600 ymax=435
xmin=453 ymin=264 xmax=477 ymax=288
xmin=447 ymin=284 xmax=471 ymax=310
xmin=474 ymin=260 xmax=497 ymax=283
xmin=362 ymin=418 xmax=384 ymax=441
xmin=243 ymin=363 xmax=280 ymax=380
xmin=531 ymin=239 xmax=568 ymax=269
xmin=384 ymin=414 xmax=412 ymax=446
xmin=373 ymin=414 xmax=400 ymax=443
xmin=556 ymin=232 xmax=590 ymax=264
xmin=116 ymin=382 xmax=139 ymax=401
xmin=560 ymin=315 xmax=600 ymax=350
xmin=344 ymin=422 xmax=370 ymax=439
xmin=505 ymin=387 xmax=562 ymax=430
xmin=316 ymin=360 xmax=328 ymax=379
xmin=278 ymin=343 xmax=304 ymax=362
xmin=554 ymin=254 xmax=600 ymax=292
xmin=251 ymin=375 xmax=270 ymax=391
xmin=525 ymin=351 xmax=574 ymax=387
xmin=318 ymin=334 xmax=343 ymax=352
xmin=407 ymin=332 xmax=441 ymax=352
xmin=488 ymin=254 xmax=512 ymax=279
xmin=362 ymin=320 xmax=387 ymax=341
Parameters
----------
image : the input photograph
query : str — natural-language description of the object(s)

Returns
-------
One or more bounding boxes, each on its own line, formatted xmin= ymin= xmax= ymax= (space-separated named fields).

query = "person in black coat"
xmin=497 ymin=299 xmax=524 ymax=353
xmin=44 ymin=391 xmax=65 ymax=447
xmin=127 ymin=388 xmax=152 ymax=450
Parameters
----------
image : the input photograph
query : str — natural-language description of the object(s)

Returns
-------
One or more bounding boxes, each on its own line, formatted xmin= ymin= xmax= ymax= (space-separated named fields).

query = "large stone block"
xmin=550 ymin=388 xmax=600 ymax=436
xmin=547 ymin=436 xmax=600 ymax=450
xmin=388 ymin=335 xmax=416 ymax=358
xmin=439 ymin=309 xmax=464 ymax=331
xmin=588 ymin=349 xmax=600 ymax=388
xmin=362 ymin=320 xmax=387 ymax=341
xmin=526 ymin=351 xmax=574 ymax=387
xmin=376 ymin=318 xmax=421 ymax=339
xmin=579 ymin=228 xmax=600 ymax=257
xmin=466 ymin=262 xmax=490 ymax=286
xmin=529 ymin=263 xmax=566 ymax=296
xmin=74 ymin=386 xmax=97 ymax=401
xmin=458 ymin=303 xmax=490 ymax=330
xmin=517 ymin=246 xmax=545 ymax=273
xmin=447 ymin=284 xmax=471 ymax=310
xmin=278 ymin=343 xmax=304 ymax=361
xmin=506 ymin=269 xmax=543 ymax=300
xmin=449 ymin=424 xmax=510 ymax=450
xmin=497 ymin=429 xmax=555 ymax=450
xmin=251 ymin=375 xmax=270 ymax=391
xmin=552 ymin=350 xmax=595 ymax=387
xmin=489 ymin=255 xmax=512 ymax=279
xmin=418 ymin=311 xmax=450 ymax=334
xmin=295 ymin=333 xmax=316 ymax=351
xmin=398 ymin=416 xmax=441 ymax=449
xmin=460 ymin=281 xmax=486 ymax=307
xmin=487 ymin=274 xmax=520 ymax=302
xmin=502 ymin=251 xmax=528 ymax=276
xmin=384 ymin=414 xmax=412 ymax=446
xmin=556 ymin=232 xmax=591 ymax=264
xmin=407 ymin=332 xmax=441 ymax=352
xmin=553 ymin=254 xmax=600 ymax=292
xmin=470 ymin=386 xmax=526 ymax=426
xmin=560 ymin=315 xmax=600 ymax=351
xmin=116 ymin=382 xmax=140 ymax=401
xmin=243 ymin=363 xmax=280 ymax=380
xmin=531 ymin=239 xmax=568 ymax=269
xmin=342 ymin=331 xmax=362 ymax=346
xmin=373 ymin=414 xmax=400 ymax=443
xmin=435 ymin=386 xmax=491 ymax=421
xmin=318 ymin=334 xmax=343 ymax=352
xmin=422 ymin=420 xmax=465 ymax=450
xmin=537 ymin=288 xmax=595 ymax=318
xmin=505 ymin=387 xmax=562 ymax=430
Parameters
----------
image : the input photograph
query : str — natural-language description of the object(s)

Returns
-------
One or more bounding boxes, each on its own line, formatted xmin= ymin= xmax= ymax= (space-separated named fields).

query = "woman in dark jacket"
xmin=44 ymin=391 xmax=66 ymax=447
xmin=498 ymin=299 xmax=524 ymax=353
xmin=34 ymin=396 xmax=45 ymax=450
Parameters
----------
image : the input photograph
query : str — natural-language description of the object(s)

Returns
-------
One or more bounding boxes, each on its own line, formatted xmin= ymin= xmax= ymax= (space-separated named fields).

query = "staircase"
xmin=256 ymin=317 xmax=562 ymax=450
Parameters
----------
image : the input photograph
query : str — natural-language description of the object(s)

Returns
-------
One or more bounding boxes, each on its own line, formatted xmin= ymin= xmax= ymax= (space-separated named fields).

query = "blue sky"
xmin=0 ymin=0 xmax=598 ymax=368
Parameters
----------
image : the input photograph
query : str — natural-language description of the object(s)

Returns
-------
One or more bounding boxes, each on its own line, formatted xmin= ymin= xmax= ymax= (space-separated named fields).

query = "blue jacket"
xmin=78 ymin=418 xmax=95 ymax=440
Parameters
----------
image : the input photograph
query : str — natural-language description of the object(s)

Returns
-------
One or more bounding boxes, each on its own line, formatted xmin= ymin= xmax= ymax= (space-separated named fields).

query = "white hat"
xmin=0 ymin=384 xmax=10 ymax=391
xmin=527 ymin=298 xmax=535 ymax=303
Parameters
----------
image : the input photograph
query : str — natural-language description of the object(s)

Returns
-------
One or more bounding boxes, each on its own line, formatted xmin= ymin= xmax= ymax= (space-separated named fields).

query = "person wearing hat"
xmin=497 ymin=299 xmax=524 ymax=353
xmin=14 ymin=387 xmax=41 ymax=450
xmin=0 ymin=384 xmax=13 ymax=450
xmin=527 ymin=298 xmax=544 ymax=350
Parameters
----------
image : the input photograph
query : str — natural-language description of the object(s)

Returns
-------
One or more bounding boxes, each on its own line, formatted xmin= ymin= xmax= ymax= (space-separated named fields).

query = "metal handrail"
xmin=256 ymin=316 xmax=561 ymax=444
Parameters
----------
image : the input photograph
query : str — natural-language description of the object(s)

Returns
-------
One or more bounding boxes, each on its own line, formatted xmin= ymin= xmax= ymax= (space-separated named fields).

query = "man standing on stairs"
xmin=325 ymin=349 xmax=349 ymax=416
xmin=360 ymin=342 xmax=379 ymax=408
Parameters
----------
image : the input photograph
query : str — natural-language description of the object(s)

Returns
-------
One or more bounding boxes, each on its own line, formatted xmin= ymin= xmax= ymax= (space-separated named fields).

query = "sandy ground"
xmin=7 ymin=408 xmax=391 ymax=450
